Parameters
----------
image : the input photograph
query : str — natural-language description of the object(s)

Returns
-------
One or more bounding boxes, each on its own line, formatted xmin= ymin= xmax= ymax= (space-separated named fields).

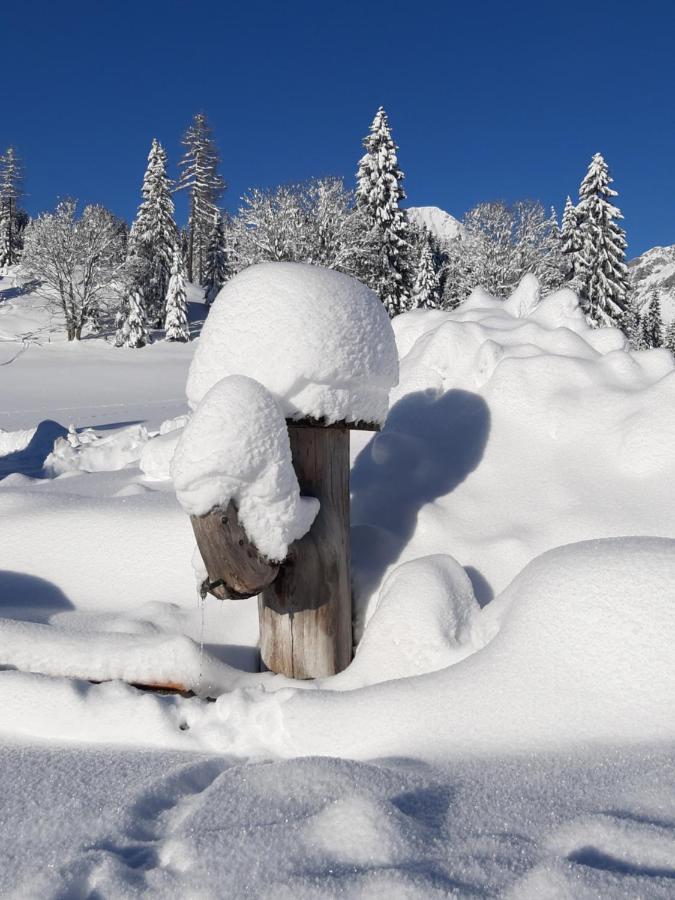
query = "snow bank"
xmin=172 ymin=375 xmax=319 ymax=561
xmin=0 ymin=426 xmax=36 ymax=457
xmin=197 ymin=536 xmax=675 ymax=760
xmin=138 ymin=415 xmax=188 ymax=480
xmin=352 ymin=276 xmax=675 ymax=620
xmin=186 ymin=262 xmax=398 ymax=426
xmin=45 ymin=423 xmax=150 ymax=475
xmin=0 ymin=617 xmax=248 ymax=699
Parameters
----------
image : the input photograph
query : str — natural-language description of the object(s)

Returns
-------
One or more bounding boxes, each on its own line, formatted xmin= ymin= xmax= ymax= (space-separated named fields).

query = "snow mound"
xmin=186 ymin=262 xmax=398 ymax=426
xmin=45 ymin=423 xmax=150 ymax=475
xmin=406 ymin=205 xmax=464 ymax=244
xmin=335 ymin=554 xmax=483 ymax=689
xmin=139 ymin=415 xmax=189 ymax=480
xmin=351 ymin=275 xmax=675 ymax=621
xmin=210 ymin=536 xmax=675 ymax=761
xmin=0 ymin=426 xmax=36 ymax=457
xmin=172 ymin=375 xmax=319 ymax=561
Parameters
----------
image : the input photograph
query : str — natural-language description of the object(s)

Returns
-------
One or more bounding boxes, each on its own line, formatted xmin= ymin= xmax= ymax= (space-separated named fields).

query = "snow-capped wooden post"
xmin=177 ymin=262 xmax=398 ymax=680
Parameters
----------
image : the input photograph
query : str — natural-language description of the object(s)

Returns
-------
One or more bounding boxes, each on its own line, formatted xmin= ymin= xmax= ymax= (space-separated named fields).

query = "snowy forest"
xmin=2 ymin=107 xmax=671 ymax=353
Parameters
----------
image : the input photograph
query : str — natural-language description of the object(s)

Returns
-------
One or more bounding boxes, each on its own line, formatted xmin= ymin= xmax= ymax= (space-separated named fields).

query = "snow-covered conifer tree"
xmin=642 ymin=293 xmax=664 ymax=348
xmin=0 ymin=147 xmax=24 ymax=268
xmin=117 ymin=288 xmax=148 ymax=348
xmin=203 ymin=213 xmax=229 ymax=305
xmin=177 ymin=113 xmax=225 ymax=285
xmin=128 ymin=139 xmax=177 ymax=327
xmin=410 ymin=233 xmax=441 ymax=309
xmin=619 ymin=297 xmax=644 ymax=350
xmin=164 ymin=250 xmax=190 ymax=342
xmin=575 ymin=153 xmax=629 ymax=327
xmin=664 ymin=319 xmax=675 ymax=354
xmin=355 ymin=107 xmax=411 ymax=316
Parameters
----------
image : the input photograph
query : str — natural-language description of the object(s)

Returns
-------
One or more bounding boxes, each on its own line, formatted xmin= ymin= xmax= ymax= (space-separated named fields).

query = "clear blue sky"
xmin=3 ymin=0 xmax=673 ymax=255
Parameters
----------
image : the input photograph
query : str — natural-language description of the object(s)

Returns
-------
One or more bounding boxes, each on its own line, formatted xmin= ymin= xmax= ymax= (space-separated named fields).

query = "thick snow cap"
xmin=186 ymin=262 xmax=399 ymax=426
xmin=172 ymin=375 xmax=319 ymax=562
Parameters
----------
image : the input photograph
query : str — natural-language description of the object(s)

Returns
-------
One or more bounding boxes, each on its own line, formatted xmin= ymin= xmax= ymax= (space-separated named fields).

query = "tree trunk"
xmin=258 ymin=421 xmax=352 ymax=679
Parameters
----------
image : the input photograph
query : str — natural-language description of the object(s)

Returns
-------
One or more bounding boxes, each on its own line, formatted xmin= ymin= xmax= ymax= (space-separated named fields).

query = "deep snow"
xmin=1 ymin=268 xmax=675 ymax=897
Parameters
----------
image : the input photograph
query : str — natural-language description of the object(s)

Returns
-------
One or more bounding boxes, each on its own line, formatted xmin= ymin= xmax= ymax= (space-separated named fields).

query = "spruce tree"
xmin=664 ymin=320 xmax=675 ymax=354
xmin=410 ymin=233 xmax=441 ymax=309
xmin=116 ymin=288 xmax=148 ymax=348
xmin=560 ymin=195 xmax=581 ymax=284
xmin=619 ymin=297 xmax=644 ymax=349
xmin=128 ymin=139 xmax=177 ymax=328
xmin=0 ymin=147 xmax=24 ymax=268
xmin=164 ymin=250 xmax=190 ymax=342
xmin=203 ymin=213 xmax=229 ymax=305
xmin=177 ymin=113 xmax=225 ymax=285
xmin=642 ymin=293 xmax=664 ymax=348
xmin=575 ymin=153 xmax=629 ymax=327
xmin=356 ymin=106 xmax=411 ymax=316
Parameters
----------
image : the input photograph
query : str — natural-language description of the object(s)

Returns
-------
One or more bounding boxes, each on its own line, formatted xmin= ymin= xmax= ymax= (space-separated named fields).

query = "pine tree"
xmin=355 ymin=106 xmax=411 ymax=316
xmin=0 ymin=147 xmax=24 ymax=268
xmin=664 ymin=320 xmax=675 ymax=354
xmin=164 ymin=250 xmax=190 ymax=342
xmin=177 ymin=113 xmax=225 ymax=285
xmin=116 ymin=288 xmax=148 ymax=348
xmin=410 ymin=232 xmax=441 ymax=309
xmin=575 ymin=153 xmax=629 ymax=327
xmin=619 ymin=296 xmax=644 ymax=349
xmin=203 ymin=213 xmax=229 ymax=305
xmin=128 ymin=139 xmax=177 ymax=328
xmin=642 ymin=293 xmax=664 ymax=348
xmin=560 ymin=196 xmax=584 ymax=292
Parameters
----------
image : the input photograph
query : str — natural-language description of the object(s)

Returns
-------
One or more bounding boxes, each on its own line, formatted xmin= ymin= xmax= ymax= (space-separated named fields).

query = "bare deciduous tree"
xmin=22 ymin=200 xmax=126 ymax=340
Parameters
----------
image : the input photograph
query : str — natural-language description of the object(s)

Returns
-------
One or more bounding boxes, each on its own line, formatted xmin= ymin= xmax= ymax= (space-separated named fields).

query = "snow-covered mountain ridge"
xmin=629 ymin=243 xmax=675 ymax=323
xmin=406 ymin=205 xmax=464 ymax=243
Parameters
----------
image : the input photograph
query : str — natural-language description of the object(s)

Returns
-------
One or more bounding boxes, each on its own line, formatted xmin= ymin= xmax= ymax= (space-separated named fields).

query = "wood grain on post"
xmin=190 ymin=501 xmax=279 ymax=600
xmin=259 ymin=419 xmax=356 ymax=679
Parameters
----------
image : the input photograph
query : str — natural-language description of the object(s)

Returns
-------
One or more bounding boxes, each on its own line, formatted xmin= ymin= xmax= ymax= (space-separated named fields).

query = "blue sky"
xmin=3 ymin=0 xmax=673 ymax=255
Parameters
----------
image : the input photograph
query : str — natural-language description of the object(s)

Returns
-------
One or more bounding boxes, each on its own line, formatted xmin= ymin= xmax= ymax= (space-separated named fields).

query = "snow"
xmin=186 ymin=262 xmax=399 ymax=426
xmin=172 ymin=375 xmax=319 ymax=561
xmin=407 ymin=205 xmax=465 ymax=244
xmin=629 ymin=242 xmax=675 ymax=323
xmin=2 ymin=270 xmax=675 ymax=897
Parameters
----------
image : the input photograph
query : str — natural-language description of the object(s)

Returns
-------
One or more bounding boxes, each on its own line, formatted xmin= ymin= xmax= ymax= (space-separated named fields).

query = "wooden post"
xmin=189 ymin=417 xmax=378 ymax=679
xmin=258 ymin=421 xmax=352 ymax=679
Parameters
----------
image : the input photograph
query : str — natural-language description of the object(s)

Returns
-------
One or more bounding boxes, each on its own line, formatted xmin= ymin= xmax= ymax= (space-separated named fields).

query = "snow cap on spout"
xmin=186 ymin=262 xmax=399 ymax=426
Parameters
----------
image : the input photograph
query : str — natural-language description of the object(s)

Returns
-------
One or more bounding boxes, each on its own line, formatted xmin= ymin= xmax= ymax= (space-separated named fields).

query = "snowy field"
xmin=1 ymin=268 xmax=675 ymax=898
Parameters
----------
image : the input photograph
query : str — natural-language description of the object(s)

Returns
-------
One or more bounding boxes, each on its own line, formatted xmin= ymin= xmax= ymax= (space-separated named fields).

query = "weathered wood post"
xmin=259 ymin=419 xmax=370 ymax=679
xmin=180 ymin=262 xmax=398 ymax=680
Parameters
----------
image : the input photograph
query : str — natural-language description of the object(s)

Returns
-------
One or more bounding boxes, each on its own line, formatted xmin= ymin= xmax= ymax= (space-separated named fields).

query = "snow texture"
xmin=172 ymin=374 xmax=319 ymax=561
xmin=186 ymin=262 xmax=398 ymax=426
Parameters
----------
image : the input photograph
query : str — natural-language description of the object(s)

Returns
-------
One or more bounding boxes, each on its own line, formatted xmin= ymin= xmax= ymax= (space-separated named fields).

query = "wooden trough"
xmin=190 ymin=417 xmax=376 ymax=680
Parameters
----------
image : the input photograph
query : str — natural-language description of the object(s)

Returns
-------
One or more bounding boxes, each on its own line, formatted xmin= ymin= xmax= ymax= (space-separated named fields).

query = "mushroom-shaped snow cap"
xmin=187 ymin=262 xmax=399 ymax=426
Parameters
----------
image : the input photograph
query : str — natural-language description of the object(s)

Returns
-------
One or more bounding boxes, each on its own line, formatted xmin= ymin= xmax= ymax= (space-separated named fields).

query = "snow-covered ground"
xmin=1 ymin=269 xmax=674 ymax=897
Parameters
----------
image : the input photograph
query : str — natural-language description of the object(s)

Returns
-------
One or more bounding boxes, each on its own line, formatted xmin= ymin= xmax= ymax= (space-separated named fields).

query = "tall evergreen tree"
xmin=128 ymin=139 xmax=177 ymax=328
xmin=203 ymin=213 xmax=229 ymax=305
xmin=177 ymin=113 xmax=225 ymax=285
xmin=619 ymin=296 xmax=645 ymax=350
xmin=664 ymin=319 xmax=675 ymax=354
xmin=355 ymin=106 xmax=411 ymax=316
xmin=0 ymin=147 xmax=24 ymax=268
xmin=642 ymin=293 xmax=664 ymax=348
xmin=410 ymin=232 xmax=441 ymax=309
xmin=116 ymin=288 xmax=148 ymax=349
xmin=560 ymin=196 xmax=581 ymax=281
xmin=164 ymin=250 xmax=190 ymax=342
xmin=575 ymin=153 xmax=629 ymax=327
